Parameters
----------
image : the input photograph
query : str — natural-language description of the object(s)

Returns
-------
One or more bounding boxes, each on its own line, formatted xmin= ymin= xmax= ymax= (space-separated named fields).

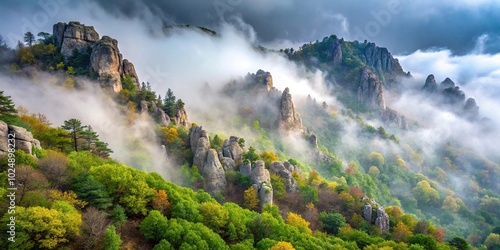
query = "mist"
xmin=0 ymin=72 xmax=173 ymax=180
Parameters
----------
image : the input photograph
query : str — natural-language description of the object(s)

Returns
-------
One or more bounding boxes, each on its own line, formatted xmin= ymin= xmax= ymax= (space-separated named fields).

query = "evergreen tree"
xmin=24 ymin=31 xmax=35 ymax=46
xmin=103 ymin=225 xmax=122 ymax=250
xmin=61 ymin=118 xmax=86 ymax=152
xmin=71 ymin=174 xmax=113 ymax=209
xmin=163 ymin=88 xmax=177 ymax=117
xmin=0 ymin=90 xmax=17 ymax=122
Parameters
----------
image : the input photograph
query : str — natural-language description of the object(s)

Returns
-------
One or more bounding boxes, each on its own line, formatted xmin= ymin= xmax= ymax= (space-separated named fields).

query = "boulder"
xmin=280 ymin=87 xmax=303 ymax=131
xmin=221 ymin=157 xmax=236 ymax=171
xmin=222 ymin=136 xmax=243 ymax=166
xmin=358 ymin=68 xmax=386 ymax=111
xmin=283 ymin=161 xmax=299 ymax=173
xmin=6 ymin=125 xmax=41 ymax=155
xmin=90 ymin=36 xmax=123 ymax=93
xmin=54 ymin=21 xmax=100 ymax=58
xmin=202 ymin=149 xmax=227 ymax=194
xmin=269 ymin=162 xmax=299 ymax=193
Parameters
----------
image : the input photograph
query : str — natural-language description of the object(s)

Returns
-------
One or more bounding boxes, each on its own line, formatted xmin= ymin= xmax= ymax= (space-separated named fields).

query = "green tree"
xmin=319 ymin=211 xmax=346 ymax=235
xmin=412 ymin=180 xmax=440 ymax=206
xmin=110 ymin=205 xmax=127 ymax=229
xmin=485 ymin=233 xmax=500 ymax=250
xmin=103 ymin=225 xmax=122 ymax=250
xmin=37 ymin=31 xmax=51 ymax=44
xmin=140 ymin=210 xmax=168 ymax=241
xmin=61 ymin=118 xmax=86 ymax=152
xmin=199 ymin=202 xmax=229 ymax=234
xmin=243 ymin=147 xmax=260 ymax=164
xmin=409 ymin=234 xmax=437 ymax=250
xmin=448 ymin=237 xmax=469 ymax=250
xmin=0 ymin=90 xmax=17 ymax=122
xmin=243 ymin=187 xmax=259 ymax=210
xmin=154 ymin=239 xmax=174 ymax=250
xmin=163 ymin=88 xmax=177 ymax=117
xmin=71 ymin=174 xmax=113 ymax=209
xmin=24 ymin=31 xmax=35 ymax=46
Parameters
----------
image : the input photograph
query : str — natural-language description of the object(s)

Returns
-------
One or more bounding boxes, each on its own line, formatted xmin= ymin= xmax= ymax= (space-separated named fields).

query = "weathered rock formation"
xmin=269 ymin=162 xmax=299 ymax=193
xmin=0 ymin=121 xmax=41 ymax=156
xmin=189 ymin=126 xmax=226 ymax=195
xmin=53 ymin=21 xmax=140 ymax=93
xmin=151 ymin=102 xmax=170 ymax=126
xmin=172 ymin=107 xmax=189 ymax=127
xmin=251 ymin=161 xmax=273 ymax=208
xmin=328 ymin=37 xmax=343 ymax=66
xmin=222 ymin=136 xmax=243 ymax=166
xmin=421 ymin=75 xmax=480 ymax=119
xmin=90 ymin=36 xmax=124 ymax=92
xmin=53 ymin=21 xmax=99 ymax=58
xmin=360 ymin=42 xmax=405 ymax=80
xmin=358 ymin=68 xmax=386 ymax=111
xmin=203 ymin=149 xmax=227 ymax=194
xmin=280 ymin=87 xmax=303 ymax=131
xmin=382 ymin=108 xmax=408 ymax=130
xmin=361 ymin=196 xmax=390 ymax=232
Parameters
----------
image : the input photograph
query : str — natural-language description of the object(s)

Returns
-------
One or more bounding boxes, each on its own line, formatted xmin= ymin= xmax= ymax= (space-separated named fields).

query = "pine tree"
xmin=163 ymin=88 xmax=177 ymax=117
xmin=24 ymin=31 xmax=35 ymax=46
xmin=0 ymin=90 xmax=17 ymax=122
xmin=61 ymin=118 xmax=86 ymax=152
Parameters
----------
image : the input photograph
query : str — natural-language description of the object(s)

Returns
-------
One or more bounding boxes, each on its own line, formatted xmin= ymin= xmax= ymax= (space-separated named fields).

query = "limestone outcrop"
xmin=53 ymin=21 xmax=99 ymax=58
xmin=358 ymin=68 xmax=386 ymax=111
xmin=280 ymin=87 xmax=303 ymax=131
xmin=251 ymin=161 xmax=273 ymax=208
xmin=202 ymin=149 xmax=227 ymax=194
xmin=90 ymin=36 xmax=123 ymax=92
xmin=269 ymin=162 xmax=299 ymax=193
xmin=0 ymin=121 xmax=41 ymax=156
xmin=361 ymin=196 xmax=390 ymax=232
xmin=222 ymin=136 xmax=243 ymax=166
xmin=189 ymin=126 xmax=226 ymax=195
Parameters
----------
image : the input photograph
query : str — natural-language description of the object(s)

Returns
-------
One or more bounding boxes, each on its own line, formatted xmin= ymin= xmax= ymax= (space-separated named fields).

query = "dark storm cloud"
xmin=86 ymin=0 xmax=500 ymax=54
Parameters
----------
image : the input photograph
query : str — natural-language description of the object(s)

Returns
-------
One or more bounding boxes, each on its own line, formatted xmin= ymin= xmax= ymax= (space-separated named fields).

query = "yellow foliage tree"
xmin=393 ymin=221 xmax=413 ymax=242
xmin=269 ymin=241 xmax=296 ymax=250
xmin=260 ymin=151 xmax=279 ymax=166
xmin=48 ymin=190 xmax=88 ymax=209
xmin=152 ymin=190 xmax=170 ymax=215
xmin=243 ymin=187 xmax=259 ymax=210
xmin=164 ymin=127 xmax=179 ymax=143
xmin=286 ymin=212 xmax=312 ymax=235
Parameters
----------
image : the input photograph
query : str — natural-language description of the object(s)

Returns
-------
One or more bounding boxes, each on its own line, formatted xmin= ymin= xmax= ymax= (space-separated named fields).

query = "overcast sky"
xmin=1 ymin=0 xmax=499 ymax=55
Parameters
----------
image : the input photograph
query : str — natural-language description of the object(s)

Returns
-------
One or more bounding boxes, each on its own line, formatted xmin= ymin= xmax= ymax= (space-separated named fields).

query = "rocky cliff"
xmin=0 ymin=121 xmax=41 ymax=156
xmin=279 ymin=87 xmax=303 ymax=132
xmin=421 ymin=75 xmax=480 ymax=120
xmin=251 ymin=161 xmax=273 ymax=208
xmin=52 ymin=21 xmax=140 ymax=93
xmin=189 ymin=126 xmax=226 ymax=195
xmin=360 ymin=42 xmax=405 ymax=83
xmin=53 ymin=21 xmax=99 ymax=58
xmin=357 ymin=68 xmax=386 ymax=111
xmin=362 ymin=196 xmax=390 ymax=232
